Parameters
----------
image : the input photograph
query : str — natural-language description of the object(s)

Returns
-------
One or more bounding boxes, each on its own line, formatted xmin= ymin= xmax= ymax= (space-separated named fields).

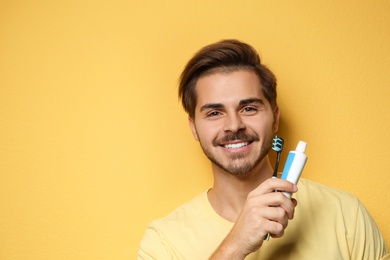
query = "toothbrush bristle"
xmin=272 ymin=136 xmax=284 ymax=152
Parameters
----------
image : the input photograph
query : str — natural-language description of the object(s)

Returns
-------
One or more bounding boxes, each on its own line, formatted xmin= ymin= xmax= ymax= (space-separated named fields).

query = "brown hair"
xmin=179 ymin=39 xmax=277 ymax=118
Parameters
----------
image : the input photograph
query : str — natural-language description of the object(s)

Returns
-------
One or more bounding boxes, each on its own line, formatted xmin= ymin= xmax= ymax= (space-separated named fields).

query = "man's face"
xmin=189 ymin=70 xmax=279 ymax=177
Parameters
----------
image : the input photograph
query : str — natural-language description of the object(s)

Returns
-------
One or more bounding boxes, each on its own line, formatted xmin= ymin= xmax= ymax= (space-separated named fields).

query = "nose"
xmin=223 ymin=113 xmax=246 ymax=133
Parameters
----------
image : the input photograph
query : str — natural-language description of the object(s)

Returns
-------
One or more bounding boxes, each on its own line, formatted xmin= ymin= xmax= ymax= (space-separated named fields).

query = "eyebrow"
xmin=200 ymin=103 xmax=224 ymax=112
xmin=199 ymin=98 xmax=265 ymax=112
xmin=239 ymin=98 xmax=265 ymax=106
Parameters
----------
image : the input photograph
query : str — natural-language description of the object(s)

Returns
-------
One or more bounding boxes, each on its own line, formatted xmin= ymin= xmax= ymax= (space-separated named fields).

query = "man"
xmin=138 ymin=40 xmax=389 ymax=259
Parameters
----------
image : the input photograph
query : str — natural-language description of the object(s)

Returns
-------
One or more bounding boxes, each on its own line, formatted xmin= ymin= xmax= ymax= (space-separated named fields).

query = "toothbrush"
xmin=272 ymin=136 xmax=284 ymax=178
xmin=264 ymin=136 xmax=284 ymax=241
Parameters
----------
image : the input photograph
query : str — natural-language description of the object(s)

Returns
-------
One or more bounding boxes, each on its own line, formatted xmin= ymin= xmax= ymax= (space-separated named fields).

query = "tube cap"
xmin=296 ymin=141 xmax=307 ymax=152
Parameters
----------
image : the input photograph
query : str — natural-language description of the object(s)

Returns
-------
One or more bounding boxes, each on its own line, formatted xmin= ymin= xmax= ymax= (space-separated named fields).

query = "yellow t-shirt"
xmin=138 ymin=179 xmax=389 ymax=259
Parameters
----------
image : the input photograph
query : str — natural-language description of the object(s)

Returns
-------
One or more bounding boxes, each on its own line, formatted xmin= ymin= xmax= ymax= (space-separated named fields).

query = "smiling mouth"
xmin=223 ymin=142 xmax=251 ymax=149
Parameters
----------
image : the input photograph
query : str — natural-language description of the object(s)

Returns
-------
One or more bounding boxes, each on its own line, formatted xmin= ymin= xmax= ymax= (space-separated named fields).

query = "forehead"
xmin=195 ymin=70 xmax=267 ymax=107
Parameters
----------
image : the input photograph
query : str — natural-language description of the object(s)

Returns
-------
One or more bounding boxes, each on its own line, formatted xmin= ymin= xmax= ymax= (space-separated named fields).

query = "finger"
xmin=265 ymin=221 xmax=285 ymax=238
xmin=253 ymin=192 xmax=296 ymax=219
xmin=288 ymin=198 xmax=298 ymax=219
xmin=249 ymin=178 xmax=298 ymax=197
xmin=263 ymin=206 xmax=289 ymax=226
xmin=291 ymin=198 xmax=298 ymax=207
xmin=277 ymin=195 xmax=297 ymax=220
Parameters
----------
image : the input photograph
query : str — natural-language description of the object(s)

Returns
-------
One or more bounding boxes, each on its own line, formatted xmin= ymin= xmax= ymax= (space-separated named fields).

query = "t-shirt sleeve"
xmin=138 ymin=227 xmax=171 ymax=260
xmin=350 ymin=200 xmax=389 ymax=259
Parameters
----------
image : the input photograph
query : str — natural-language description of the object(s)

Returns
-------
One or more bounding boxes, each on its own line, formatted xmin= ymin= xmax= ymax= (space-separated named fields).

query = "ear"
xmin=188 ymin=117 xmax=199 ymax=141
xmin=273 ymin=106 xmax=280 ymax=133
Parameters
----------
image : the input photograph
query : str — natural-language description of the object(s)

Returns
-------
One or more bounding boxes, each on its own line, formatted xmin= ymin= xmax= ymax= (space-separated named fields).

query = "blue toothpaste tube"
xmin=281 ymin=141 xmax=308 ymax=198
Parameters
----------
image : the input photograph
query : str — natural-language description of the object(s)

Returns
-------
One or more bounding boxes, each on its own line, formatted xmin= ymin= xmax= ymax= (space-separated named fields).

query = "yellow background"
xmin=1 ymin=1 xmax=389 ymax=259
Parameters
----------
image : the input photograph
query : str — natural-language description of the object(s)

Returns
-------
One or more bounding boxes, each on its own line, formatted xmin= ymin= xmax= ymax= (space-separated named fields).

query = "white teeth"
xmin=224 ymin=142 xmax=249 ymax=149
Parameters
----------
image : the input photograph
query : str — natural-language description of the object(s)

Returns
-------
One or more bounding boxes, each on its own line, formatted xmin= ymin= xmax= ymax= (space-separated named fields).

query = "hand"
xmin=210 ymin=178 xmax=298 ymax=259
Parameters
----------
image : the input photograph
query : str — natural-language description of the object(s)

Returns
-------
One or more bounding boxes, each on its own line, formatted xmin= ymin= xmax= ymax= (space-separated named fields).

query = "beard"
xmin=199 ymin=130 xmax=273 ymax=177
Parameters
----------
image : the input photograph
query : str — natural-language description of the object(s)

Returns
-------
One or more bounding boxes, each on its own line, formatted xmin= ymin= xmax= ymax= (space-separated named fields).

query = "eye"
xmin=207 ymin=111 xmax=221 ymax=117
xmin=242 ymin=106 xmax=258 ymax=114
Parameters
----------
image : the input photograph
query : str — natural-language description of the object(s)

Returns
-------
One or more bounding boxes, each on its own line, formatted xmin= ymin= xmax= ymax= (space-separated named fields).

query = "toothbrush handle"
xmin=272 ymin=152 xmax=281 ymax=177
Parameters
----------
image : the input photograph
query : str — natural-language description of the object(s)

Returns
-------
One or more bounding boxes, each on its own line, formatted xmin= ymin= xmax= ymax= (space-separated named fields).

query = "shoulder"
xmin=297 ymin=178 xmax=359 ymax=204
xmin=275 ymin=178 xmax=389 ymax=259
xmin=138 ymin=191 xmax=231 ymax=259
xmin=294 ymin=178 xmax=362 ymax=226
xmin=150 ymin=192 xmax=207 ymax=225
xmin=147 ymin=191 xmax=209 ymax=232
xmin=296 ymin=180 xmax=389 ymax=258
xmin=138 ymin=192 xmax=208 ymax=259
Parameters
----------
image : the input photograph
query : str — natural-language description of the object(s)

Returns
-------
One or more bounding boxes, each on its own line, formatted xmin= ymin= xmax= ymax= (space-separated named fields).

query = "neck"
xmin=207 ymin=156 xmax=274 ymax=222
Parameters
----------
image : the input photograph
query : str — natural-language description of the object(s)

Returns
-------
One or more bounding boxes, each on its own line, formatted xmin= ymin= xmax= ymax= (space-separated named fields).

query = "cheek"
xmin=246 ymin=117 xmax=275 ymax=135
xmin=195 ymin=122 xmax=221 ymax=142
